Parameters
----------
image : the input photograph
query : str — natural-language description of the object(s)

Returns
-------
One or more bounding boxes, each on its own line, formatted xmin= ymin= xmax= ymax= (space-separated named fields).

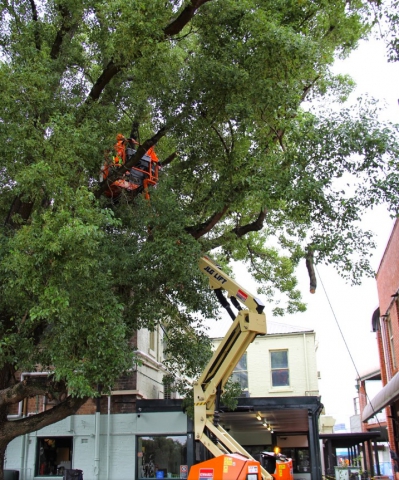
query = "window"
xmin=149 ymin=330 xmax=156 ymax=352
xmin=163 ymin=375 xmax=175 ymax=400
xmin=280 ymin=448 xmax=310 ymax=473
xmin=381 ymin=314 xmax=395 ymax=379
xmin=149 ymin=327 xmax=159 ymax=360
xmin=36 ymin=437 xmax=73 ymax=476
xmin=388 ymin=317 xmax=397 ymax=370
xmin=270 ymin=350 xmax=289 ymax=387
xmin=137 ymin=435 xmax=187 ymax=479
xmin=231 ymin=353 xmax=248 ymax=391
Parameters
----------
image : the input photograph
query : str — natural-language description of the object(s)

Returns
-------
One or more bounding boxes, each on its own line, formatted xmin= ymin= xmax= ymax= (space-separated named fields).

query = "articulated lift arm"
xmin=194 ymin=256 xmax=272 ymax=480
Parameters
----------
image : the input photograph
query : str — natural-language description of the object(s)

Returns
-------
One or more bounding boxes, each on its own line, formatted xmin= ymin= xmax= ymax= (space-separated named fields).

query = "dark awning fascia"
xmin=362 ymin=371 xmax=399 ymax=422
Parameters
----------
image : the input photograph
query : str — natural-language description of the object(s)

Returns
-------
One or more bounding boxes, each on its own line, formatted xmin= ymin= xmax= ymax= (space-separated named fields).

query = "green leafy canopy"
xmin=0 ymin=0 xmax=398 ymax=444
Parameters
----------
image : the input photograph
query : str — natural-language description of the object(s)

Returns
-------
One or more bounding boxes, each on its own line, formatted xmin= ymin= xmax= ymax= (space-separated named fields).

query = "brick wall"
xmin=374 ymin=219 xmax=399 ymax=455
xmin=376 ymin=219 xmax=399 ymax=380
xmin=7 ymin=332 xmax=143 ymax=418
xmin=377 ymin=220 xmax=399 ymax=315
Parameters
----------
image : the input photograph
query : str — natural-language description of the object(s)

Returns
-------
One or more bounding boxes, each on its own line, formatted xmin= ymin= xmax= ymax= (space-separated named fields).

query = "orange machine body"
xmin=188 ymin=454 xmax=262 ymax=480
xmin=272 ymin=458 xmax=293 ymax=480
xmin=257 ymin=453 xmax=294 ymax=480
xmin=102 ymin=135 xmax=159 ymax=199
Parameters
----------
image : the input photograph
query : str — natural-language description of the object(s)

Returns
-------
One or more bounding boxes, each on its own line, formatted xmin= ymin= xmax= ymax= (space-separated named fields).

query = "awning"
xmin=362 ymin=371 xmax=399 ymax=421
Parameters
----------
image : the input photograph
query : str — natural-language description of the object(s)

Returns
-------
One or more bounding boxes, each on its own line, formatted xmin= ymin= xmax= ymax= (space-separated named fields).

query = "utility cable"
xmin=315 ymin=265 xmax=384 ymax=429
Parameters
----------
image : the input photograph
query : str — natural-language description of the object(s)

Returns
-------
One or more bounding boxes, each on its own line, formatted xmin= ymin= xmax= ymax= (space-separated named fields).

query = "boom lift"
xmin=188 ymin=256 xmax=273 ymax=480
xmin=101 ymin=134 xmax=159 ymax=200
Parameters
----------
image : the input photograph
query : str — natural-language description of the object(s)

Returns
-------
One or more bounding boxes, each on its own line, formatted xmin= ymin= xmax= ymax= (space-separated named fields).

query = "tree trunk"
xmin=0 ymin=384 xmax=87 ymax=478
xmin=0 ymin=400 xmax=11 ymax=480
xmin=0 ymin=443 xmax=7 ymax=480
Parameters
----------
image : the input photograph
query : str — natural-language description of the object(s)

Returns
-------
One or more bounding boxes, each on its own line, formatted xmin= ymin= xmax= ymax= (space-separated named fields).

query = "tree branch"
xmin=86 ymin=60 xmax=122 ymax=103
xmin=186 ymin=205 xmax=229 ymax=239
xmin=4 ymin=195 xmax=34 ymax=227
xmin=29 ymin=0 xmax=41 ymax=51
xmin=198 ymin=208 xmax=268 ymax=250
xmin=160 ymin=151 xmax=178 ymax=167
xmin=305 ymin=245 xmax=317 ymax=294
xmin=301 ymin=75 xmax=321 ymax=102
xmin=50 ymin=3 xmax=77 ymax=60
xmin=83 ymin=0 xmax=211 ymax=105
xmin=0 ymin=375 xmax=70 ymax=408
xmin=232 ymin=208 xmax=267 ymax=237
xmin=2 ymin=395 xmax=87 ymax=441
xmin=211 ymin=125 xmax=230 ymax=156
xmin=163 ymin=0 xmax=213 ymax=36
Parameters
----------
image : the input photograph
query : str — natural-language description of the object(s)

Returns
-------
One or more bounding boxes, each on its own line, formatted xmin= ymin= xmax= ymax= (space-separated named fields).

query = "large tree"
xmin=0 ymin=0 xmax=398 ymax=476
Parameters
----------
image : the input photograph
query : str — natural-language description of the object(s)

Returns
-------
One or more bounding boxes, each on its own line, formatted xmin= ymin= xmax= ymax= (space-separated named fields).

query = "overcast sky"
xmin=305 ymin=34 xmax=399 ymax=426
xmin=281 ymin=35 xmax=399 ymax=426
xmin=207 ymin=34 xmax=399 ymax=428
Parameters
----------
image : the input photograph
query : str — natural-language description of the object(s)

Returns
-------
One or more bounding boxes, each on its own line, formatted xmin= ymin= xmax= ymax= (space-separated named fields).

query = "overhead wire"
xmin=315 ymin=265 xmax=384 ymax=430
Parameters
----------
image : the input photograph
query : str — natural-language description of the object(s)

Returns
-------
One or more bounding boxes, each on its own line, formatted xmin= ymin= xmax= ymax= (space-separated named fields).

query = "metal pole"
xmin=374 ymin=440 xmax=381 ymax=476
xmin=308 ymin=409 xmax=322 ymax=480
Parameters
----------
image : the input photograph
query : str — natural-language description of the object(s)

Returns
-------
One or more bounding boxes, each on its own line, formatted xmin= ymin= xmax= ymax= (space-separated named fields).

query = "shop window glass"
xmin=36 ymin=437 xmax=73 ymax=476
xmin=280 ymin=447 xmax=310 ymax=473
xmin=137 ymin=435 xmax=187 ymax=479
xmin=270 ymin=350 xmax=289 ymax=387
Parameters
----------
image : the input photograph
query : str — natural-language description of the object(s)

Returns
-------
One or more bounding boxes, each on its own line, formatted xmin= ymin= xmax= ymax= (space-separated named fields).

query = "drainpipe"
xmin=94 ymin=388 xmax=101 ymax=480
xmin=20 ymin=398 xmax=27 ymax=480
xmin=106 ymin=395 xmax=111 ymax=480
xmin=303 ymin=333 xmax=310 ymax=392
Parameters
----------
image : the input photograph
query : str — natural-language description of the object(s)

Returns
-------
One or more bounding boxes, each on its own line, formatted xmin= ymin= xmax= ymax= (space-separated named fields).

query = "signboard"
xmin=199 ymin=468 xmax=214 ymax=479
xmin=180 ymin=465 xmax=188 ymax=479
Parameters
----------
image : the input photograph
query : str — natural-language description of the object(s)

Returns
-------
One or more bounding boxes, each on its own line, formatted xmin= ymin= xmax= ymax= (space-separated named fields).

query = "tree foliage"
xmin=0 ymin=0 xmax=398 ymax=471
xmin=381 ymin=0 xmax=399 ymax=62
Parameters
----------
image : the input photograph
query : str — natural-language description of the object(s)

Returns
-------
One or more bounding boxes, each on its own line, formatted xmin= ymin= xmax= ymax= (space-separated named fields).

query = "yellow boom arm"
xmin=194 ymin=256 xmax=272 ymax=480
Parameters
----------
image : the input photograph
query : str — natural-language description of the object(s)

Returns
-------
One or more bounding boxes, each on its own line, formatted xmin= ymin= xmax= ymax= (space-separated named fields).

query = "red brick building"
xmin=361 ymin=219 xmax=399 ymax=471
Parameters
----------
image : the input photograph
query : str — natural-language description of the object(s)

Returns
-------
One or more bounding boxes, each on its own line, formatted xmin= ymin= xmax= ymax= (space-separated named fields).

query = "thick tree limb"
xmin=50 ymin=3 xmax=77 ymax=60
xmin=86 ymin=60 xmax=122 ymax=103
xmin=84 ymin=0 xmax=211 ymax=105
xmin=4 ymin=195 xmax=34 ymax=227
xmin=1 ymin=395 xmax=87 ymax=441
xmin=305 ymin=246 xmax=317 ymax=294
xmin=186 ymin=206 xmax=229 ymax=239
xmin=164 ymin=0 xmax=213 ymax=36
xmin=29 ymin=0 xmax=41 ymax=51
xmin=194 ymin=208 xmax=268 ymax=250
xmin=232 ymin=208 xmax=267 ymax=238
xmin=0 ymin=377 xmax=63 ymax=407
xmin=160 ymin=151 xmax=178 ymax=167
